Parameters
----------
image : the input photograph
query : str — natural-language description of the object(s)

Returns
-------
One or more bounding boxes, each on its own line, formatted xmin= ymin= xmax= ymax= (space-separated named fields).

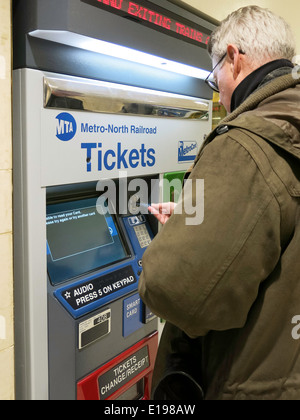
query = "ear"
xmin=227 ymin=44 xmax=242 ymax=80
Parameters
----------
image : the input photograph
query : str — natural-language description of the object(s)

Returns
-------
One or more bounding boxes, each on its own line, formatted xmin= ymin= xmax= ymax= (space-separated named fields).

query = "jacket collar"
xmin=193 ymin=73 xmax=300 ymax=167
xmin=223 ymin=73 xmax=300 ymax=125
xmin=230 ymin=60 xmax=294 ymax=112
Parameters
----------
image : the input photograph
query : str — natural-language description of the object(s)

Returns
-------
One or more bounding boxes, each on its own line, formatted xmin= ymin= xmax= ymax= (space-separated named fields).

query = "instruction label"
xmin=60 ymin=266 xmax=137 ymax=310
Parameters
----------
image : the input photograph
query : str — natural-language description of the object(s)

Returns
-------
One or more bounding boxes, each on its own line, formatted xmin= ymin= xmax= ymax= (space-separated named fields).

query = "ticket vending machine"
xmin=46 ymin=178 xmax=159 ymax=400
xmin=13 ymin=0 xmax=215 ymax=400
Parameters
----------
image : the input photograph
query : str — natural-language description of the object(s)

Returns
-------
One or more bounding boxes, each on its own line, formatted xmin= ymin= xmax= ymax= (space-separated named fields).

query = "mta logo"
xmin=56 ymin=112 xmax=77 ymax=141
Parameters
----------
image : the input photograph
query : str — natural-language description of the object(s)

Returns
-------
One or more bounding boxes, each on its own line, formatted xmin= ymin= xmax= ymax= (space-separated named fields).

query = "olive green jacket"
xmin=139 ymin=73 xmax=300 ymax=400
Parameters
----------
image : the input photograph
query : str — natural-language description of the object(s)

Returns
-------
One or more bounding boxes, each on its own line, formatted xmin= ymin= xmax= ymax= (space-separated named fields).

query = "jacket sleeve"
xmin=138 ymin=133 xmax=282 ymax=337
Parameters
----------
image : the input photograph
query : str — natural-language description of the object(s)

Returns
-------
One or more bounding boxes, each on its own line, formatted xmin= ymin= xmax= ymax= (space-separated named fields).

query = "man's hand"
xmin=148 ymin=202 xmax=176 ymax=225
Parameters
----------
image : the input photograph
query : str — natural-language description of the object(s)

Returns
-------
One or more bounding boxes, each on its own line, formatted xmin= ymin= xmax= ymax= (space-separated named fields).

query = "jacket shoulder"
xmin=210 ymin=115 xmax=300 ymax=200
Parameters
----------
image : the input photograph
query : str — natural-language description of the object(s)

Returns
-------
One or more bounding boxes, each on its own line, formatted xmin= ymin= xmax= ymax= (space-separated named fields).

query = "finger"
xmin=154 ymin=213 xmax=168 ymax=225
xmin=149 ymin=203 xmax=160 ymax=211
xmin=148 ymin=205 xmax=160 ymax=215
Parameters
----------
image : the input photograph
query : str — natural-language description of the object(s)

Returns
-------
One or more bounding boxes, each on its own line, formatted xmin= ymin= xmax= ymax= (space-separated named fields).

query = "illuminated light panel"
xmin=82 ymin=0 xmax=211 ymax=47
xmin=29 ymin=30 xmax=210 ymax=80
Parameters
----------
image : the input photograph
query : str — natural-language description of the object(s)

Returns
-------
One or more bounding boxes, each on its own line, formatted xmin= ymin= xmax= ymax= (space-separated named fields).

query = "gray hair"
xmin=207 ymin=6 xmax=296 ymax=65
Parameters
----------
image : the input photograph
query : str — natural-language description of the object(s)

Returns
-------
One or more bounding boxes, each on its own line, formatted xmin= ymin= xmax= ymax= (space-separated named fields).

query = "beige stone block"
xmin=0 ymin=85 xmax=12 ymax=170
xmin=0 ymin=233 xmax=13 ymax=307
xmin=0 ymin=0 xmax=12 ymax=171
xmin=0 ymin=346 xmax=15 ymax=400
xmin=0 ymin=233 xmax=14 ymax=352
xmin=0 ymin=170 xmax=12 ymax=234
xmin=0 ymin=76 xmax=12 ymax=171
xmin=0 ymin=306 xmax=14 ymax=352
xmin=0 ymin=0 xmax=11 ymax=36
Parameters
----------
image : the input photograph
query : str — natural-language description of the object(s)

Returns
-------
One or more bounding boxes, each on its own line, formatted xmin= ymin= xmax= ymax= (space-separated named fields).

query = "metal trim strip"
xmin=44 ymin=76 xmax=209 ymax=120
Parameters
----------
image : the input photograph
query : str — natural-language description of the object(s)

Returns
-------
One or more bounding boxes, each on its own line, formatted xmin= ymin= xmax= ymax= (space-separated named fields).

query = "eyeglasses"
xmin=205 ymin=50 xmax=246 ymax=93
xmin=205 ymin=53 xmax=227 ymax=93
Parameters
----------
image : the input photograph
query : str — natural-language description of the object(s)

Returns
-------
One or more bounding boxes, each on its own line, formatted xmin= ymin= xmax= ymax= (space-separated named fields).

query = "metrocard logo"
xmin=178 ymin=141 xmax=198 ymax=163
xmin=56 ymin=112 xmax=77 ymax=141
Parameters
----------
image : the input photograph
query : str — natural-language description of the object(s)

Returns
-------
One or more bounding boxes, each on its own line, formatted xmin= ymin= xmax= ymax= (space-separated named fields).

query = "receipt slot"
xmin=77 ymin=332 xmax=158 ymax=400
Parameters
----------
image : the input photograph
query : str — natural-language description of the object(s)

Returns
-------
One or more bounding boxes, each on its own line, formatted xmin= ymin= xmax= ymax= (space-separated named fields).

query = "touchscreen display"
xmin=46 ymin=197 xmax=129 ymax=285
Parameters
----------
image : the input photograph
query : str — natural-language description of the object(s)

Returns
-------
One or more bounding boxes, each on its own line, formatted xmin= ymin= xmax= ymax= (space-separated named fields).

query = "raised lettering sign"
xmin=98 ymin=345 xmax=150 ymax=399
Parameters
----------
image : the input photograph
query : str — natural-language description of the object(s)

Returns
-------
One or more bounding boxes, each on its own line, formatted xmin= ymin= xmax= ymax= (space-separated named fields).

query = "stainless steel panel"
xmin=44 ymin=76 xmax=209 ymax=120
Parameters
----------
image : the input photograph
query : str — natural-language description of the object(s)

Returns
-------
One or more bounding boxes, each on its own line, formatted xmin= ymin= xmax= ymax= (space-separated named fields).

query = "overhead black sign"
xmin=60 ymin=265 xmax=136 ymax=310
xmin=82 ymin=0 xmax=211 ymax=48
xmin=98 ymin=346 xmax=150 ymax=399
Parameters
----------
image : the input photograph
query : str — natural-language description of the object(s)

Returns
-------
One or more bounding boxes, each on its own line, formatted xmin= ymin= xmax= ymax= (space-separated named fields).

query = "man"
xmin=138 ymin=6 xmax=300 ymax=400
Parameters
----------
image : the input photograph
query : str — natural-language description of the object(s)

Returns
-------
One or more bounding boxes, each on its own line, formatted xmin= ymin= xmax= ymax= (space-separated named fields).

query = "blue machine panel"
xmin=123 ymin=293 xmax=143 ymax=338
xmin=51 ymin=211 xmax=154 ymax=319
